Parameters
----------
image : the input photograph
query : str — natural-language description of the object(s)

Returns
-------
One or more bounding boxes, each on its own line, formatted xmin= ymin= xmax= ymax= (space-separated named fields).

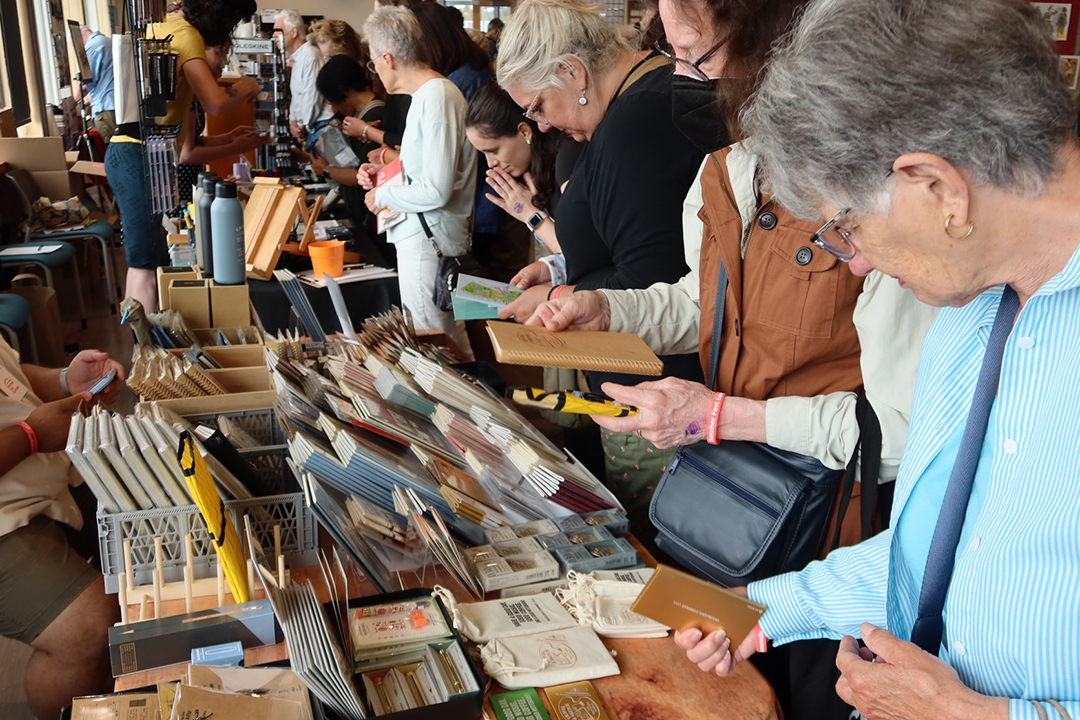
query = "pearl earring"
xmin=578 ymin=90 xmax=588 ymax=106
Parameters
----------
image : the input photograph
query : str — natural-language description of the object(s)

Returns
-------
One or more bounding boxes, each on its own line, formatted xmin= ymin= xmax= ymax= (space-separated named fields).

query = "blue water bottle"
xmin=210 ymin=181 xmax=246 ymax=285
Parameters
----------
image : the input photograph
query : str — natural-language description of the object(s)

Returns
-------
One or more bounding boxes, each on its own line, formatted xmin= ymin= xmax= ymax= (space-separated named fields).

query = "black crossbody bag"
xmin=417 ymin=211 xmax=482 ymax=312
xmin=649 ymin=260 xmax=881 ymax=586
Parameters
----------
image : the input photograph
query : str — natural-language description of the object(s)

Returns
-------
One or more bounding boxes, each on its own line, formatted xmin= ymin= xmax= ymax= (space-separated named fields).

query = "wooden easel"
xmin=243 ymin=179 xmax=357 ymax=279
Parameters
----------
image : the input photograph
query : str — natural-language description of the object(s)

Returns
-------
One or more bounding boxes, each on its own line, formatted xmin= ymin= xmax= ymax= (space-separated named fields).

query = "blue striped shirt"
xmin=748 ymin=245 xmax=1080 ymax=718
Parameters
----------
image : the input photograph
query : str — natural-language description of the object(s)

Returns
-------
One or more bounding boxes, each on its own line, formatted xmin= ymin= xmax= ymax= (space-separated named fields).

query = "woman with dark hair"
xmin=105 ymin=0 xmax=261 ymax=312
xmin=313 ymin=55 xmax=386 ymax=258
xmin=465 ymin=80 xmax=561 ymax=254
xmin=409 ymin=2 xmax=492 ymax=99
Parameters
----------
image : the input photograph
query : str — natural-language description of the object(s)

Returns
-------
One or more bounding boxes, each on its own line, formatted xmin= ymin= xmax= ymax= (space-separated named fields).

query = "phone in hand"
xmin=89 ymin=367 xmax=118 ymax=396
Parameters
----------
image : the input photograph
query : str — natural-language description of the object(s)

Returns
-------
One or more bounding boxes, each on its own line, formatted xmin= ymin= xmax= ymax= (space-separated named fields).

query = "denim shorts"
xmin=104 ymin=140 xmax=167 ymax=270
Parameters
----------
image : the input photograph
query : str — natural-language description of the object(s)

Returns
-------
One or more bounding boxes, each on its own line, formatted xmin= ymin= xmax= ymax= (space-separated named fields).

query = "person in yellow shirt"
xmin=105 ymin=0 xmax=260 ymax=313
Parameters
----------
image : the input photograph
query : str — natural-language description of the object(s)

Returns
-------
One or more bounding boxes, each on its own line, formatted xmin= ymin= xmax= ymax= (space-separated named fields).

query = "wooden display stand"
xmin=243 ymin=177 xmax=358 ymax=279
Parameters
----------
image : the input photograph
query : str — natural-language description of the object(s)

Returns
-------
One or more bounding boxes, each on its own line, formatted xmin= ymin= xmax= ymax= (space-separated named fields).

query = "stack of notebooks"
xmin=367 ymin=355 xmax=437 ymax=416
xmin=273 ymin=269 xmax=328 ymax=343
xmin=260 ymin=577 xmax=367 ymax=719
xmin=64 ymin=405 xmax=264 ymax=515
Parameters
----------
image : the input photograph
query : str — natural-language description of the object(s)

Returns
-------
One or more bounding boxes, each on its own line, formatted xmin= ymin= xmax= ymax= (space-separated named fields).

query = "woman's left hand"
xmin=498 ymin=285 xmax=553 ymax=322
xmin=485 ymin=168 xmax=540 ymax=223
xmin=591 ymin=379 xmax=716 ymax=449
xmin=65 ymin=350 xmax=125 ymax=406
xmin=310 ymin=155 xmax=329 ymax=177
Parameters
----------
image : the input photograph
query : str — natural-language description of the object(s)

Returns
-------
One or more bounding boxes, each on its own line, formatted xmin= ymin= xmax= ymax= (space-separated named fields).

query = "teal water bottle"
xmin=210 ymin=181 xmax=246 ymax=285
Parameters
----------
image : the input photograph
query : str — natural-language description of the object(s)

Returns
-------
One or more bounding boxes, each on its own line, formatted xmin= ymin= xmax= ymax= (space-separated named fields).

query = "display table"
xmin=113 ymin=535 xmax=779 ymax=719
xmin=248 ymin=273 xmax=399 ymax=336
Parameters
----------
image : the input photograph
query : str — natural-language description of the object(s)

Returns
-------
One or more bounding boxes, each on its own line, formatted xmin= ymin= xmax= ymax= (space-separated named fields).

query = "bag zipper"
xmin=671 ymin=452 xmax=780 ymax=519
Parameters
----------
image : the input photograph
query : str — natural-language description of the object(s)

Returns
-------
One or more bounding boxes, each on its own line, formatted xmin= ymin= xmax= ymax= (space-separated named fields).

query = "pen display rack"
xmin=96 ymin=409 xmax=318 ymax=594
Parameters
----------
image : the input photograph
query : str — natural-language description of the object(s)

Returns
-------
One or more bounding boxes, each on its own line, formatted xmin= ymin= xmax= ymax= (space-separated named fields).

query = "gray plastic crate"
xmin=96 ymin=409 xmax=317 ymax=594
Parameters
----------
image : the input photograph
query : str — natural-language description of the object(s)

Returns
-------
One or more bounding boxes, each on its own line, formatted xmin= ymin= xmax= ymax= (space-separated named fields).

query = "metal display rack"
xmin=123 ymin=0 xmax=180 ymax=215
xmin=232 ymin=36 xmax=295 ymax=173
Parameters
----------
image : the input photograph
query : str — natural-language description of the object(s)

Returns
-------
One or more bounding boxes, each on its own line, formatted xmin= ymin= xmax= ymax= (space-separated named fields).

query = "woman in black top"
xmin=495 ymin=0 xmax=704 ymax=526
xmin=495 ymin=0 xmax=702 ymax=318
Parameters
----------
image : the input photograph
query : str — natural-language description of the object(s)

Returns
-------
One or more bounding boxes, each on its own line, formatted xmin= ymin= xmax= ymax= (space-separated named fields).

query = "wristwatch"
xmin=526 ymin=211 xmax=549 ymax=232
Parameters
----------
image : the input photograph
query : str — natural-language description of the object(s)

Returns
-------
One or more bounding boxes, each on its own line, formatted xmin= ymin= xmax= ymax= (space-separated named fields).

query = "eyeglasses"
xmin=654 ymin=34 xmax=730 ymax=82
xmin=523 ymin=91 xmax=550 ymax=126
xmin=810 ymin=208 xmax=856 ymax=262
xmin=366 ymin=59 xmax=378 ymax=75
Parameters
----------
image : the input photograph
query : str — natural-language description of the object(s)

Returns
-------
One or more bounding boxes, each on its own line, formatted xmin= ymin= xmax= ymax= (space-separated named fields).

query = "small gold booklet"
xmin=630 ymin=564 xmax=767 ymax=645
xmin=545 ymin=680 xmax=613 ymax=720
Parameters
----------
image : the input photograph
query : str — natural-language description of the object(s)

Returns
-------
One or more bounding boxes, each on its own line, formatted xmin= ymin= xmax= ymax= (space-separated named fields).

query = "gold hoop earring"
xmin=944 ymin=214 xmax=974 ymax=240
xmin=525 ymin=135 xmax=532 ymax=146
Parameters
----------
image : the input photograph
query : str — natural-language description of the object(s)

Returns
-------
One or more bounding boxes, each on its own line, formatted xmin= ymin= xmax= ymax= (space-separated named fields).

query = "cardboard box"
xmin=108 ymin=600 xmax=279 ymax=676
xmin=0 ymin=138 xmax=72 ymax=199
xmin=157 ymin=266 xmax=200 ymax=311
xmin=169 ymin=279 xmax=211 ymax=328
xmin=210 ymin=280 xmax=251 ymax=328
xmin=69 ymin=159 xmax=108 ymax=178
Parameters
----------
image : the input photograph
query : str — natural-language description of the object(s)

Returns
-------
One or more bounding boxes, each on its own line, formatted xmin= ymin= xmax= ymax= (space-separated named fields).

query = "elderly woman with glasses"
xmin=357 ymin=6 xmax=476 ymax=356
xmin=493 ymin=0 xmax=707 ymax=521
xmin=670 ymin=0 xmax=1080 ymax=716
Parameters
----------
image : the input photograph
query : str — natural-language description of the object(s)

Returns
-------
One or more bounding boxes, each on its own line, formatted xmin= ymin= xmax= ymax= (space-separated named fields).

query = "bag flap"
xmin=649 ymin=440 xmax=832 ymax=577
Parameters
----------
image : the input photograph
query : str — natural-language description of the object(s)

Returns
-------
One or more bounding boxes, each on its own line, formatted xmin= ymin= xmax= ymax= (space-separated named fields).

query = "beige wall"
xmin=285 ymin=0 xmax=376 ymax=36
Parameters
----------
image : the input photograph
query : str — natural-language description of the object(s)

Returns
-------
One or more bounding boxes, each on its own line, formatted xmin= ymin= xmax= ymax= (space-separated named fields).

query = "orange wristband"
xmin=551 ymin=284 xmax=568 ymax=300
xmin=754 ymin=623 xmax=769 ymax=653
xmin=17 ymin=421 xmax=37 ymax=455
xmin=379 ymin=147 xmax=388 ymax=165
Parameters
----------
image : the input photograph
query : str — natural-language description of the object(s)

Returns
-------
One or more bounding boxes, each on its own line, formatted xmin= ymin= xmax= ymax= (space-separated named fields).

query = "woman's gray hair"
xmin=742 ymin=0 xmax=1076 ymax=220
xmin=363 ymin=6 xmax=428 ymax=68
xmin=496 ymin=0 xmax=631 ymax=93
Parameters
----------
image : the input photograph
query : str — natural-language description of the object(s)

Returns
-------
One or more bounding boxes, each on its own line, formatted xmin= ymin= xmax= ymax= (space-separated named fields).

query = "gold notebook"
xmin=485 ymin=322 xmax=663 ymax=376
xmin=630 ymin=564 xmax=767 ymax=643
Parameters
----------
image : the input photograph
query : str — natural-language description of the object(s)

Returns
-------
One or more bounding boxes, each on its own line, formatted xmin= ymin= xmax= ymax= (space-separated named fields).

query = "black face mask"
xmin=671 ymin=74 xmax=730 ymax=154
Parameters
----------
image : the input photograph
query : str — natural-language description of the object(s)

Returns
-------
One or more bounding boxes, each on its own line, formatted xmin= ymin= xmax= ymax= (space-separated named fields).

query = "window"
xmin=0 ymin=0 xmax=33 ymax=124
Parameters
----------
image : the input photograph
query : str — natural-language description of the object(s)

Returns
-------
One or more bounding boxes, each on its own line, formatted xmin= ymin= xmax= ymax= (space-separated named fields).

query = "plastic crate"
xmin=96 ymin=409 xmax=317 ymax=594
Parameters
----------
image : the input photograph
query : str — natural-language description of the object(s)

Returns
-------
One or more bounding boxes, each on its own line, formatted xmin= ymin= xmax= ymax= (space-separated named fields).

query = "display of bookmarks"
xmin=178 ymin=431 xmax=250 ymax=603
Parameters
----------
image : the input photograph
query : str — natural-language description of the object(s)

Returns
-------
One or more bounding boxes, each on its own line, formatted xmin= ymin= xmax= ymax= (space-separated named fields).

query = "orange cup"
xmin=308 ymin=240 xmax=345 ymax=279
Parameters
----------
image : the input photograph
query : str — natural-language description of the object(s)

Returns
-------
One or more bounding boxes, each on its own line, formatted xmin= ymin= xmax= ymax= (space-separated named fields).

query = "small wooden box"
xmin=156 ymin=266 xmax=200 ymax=311
xmin=209 ymin=281 xmax=251 ymax=328
xmin=169 ymin=280 xmax=211 ymax=328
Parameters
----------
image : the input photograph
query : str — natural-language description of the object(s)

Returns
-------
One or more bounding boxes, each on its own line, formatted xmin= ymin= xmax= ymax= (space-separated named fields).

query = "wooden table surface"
xmin=113 ymin=535 xmax=778 ymax=719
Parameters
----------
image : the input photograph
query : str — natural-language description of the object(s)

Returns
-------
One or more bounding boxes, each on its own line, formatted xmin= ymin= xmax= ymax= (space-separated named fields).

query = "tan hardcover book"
xmin=485 ymin=322 xmax=663 ymax=376
xmin=630 ymin=564 xmax=767 ymax=644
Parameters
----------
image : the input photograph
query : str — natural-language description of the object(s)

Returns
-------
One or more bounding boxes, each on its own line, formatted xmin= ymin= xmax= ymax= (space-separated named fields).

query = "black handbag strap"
xmin=705 ymin=245 xmax=882 ymax=550
xmin=830 ymin=394 xmax=882 ymax=550
xmin=416 ymin=211 xmax=444 ymax=258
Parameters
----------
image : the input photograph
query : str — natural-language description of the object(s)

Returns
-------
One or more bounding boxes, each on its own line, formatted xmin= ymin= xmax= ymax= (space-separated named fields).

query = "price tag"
xmin=0 ymin=364 xmax=27 ymax=402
